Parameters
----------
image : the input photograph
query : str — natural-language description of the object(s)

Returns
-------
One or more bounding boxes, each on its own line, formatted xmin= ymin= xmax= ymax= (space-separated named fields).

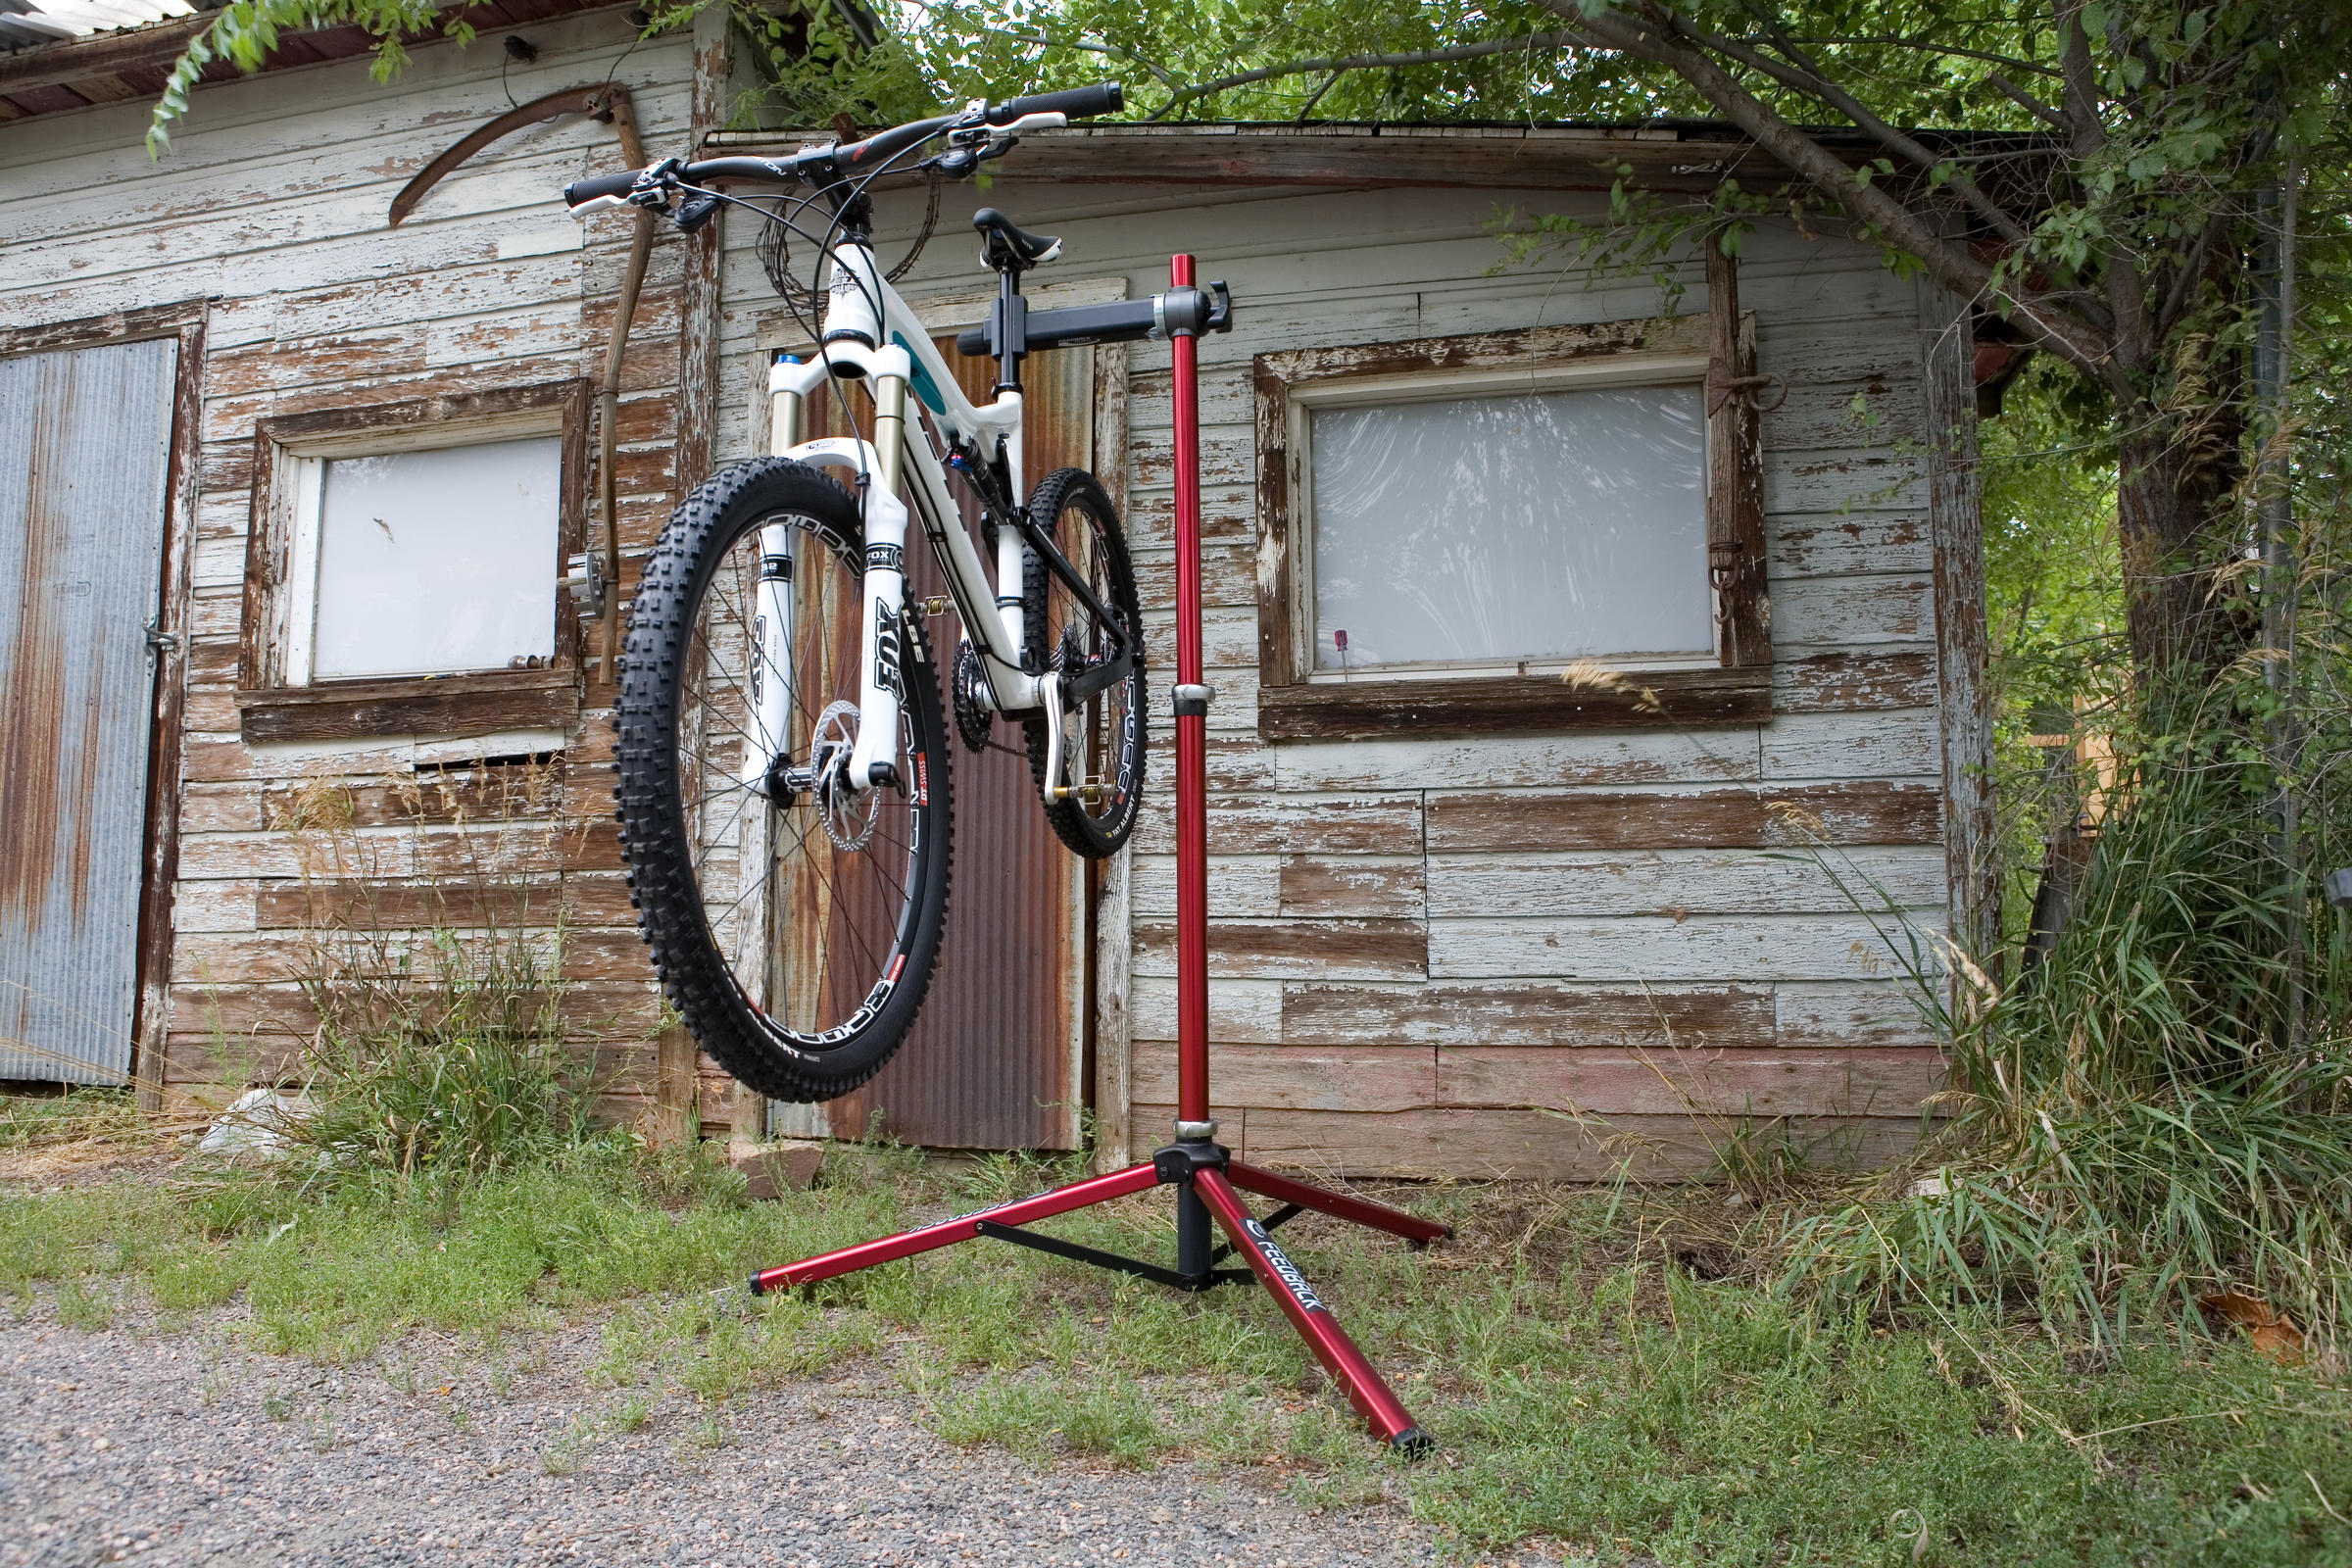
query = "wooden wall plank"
xmin=1774 ymin=979 xmax=1941 ymax=1049
xmin=1425 ymin=845 xmax=1947 ymax=919
xmin=1133 ymin=918 xmax=1429 ymax=981
xmin=1132 ymin=975 xmax=1285 ymax=1044
xmin=1278 ymin=856 xmax=1426 ymax=919
xmin=1425 ymin=781 xmax=1942 ymax=855
xmin=1435 ymin=1047 xmax=1946 ymax=1117
xmin=1131 ymin=1043 xmax=1434 ymax=1113
xmin=1271 ymin=729 xmax=1760 ymax=793
xmin=1427 ymin=913 xmax=1936 ymax=983
xmin=1239 ymin=1107 xmax=1926 ymax=1180
xmin=1281 ymin=981 xmax=1775 ymax=1049
xmin=1130 ymin=793 xmax=1423 ymax=857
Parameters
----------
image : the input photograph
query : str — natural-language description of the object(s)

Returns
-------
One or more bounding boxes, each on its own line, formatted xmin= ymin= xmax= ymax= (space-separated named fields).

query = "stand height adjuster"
xmin=1151 ymin=1138 xmax=1229 ymax=1184
xmin=1172 ymin=682 xmax=1215 ymax=718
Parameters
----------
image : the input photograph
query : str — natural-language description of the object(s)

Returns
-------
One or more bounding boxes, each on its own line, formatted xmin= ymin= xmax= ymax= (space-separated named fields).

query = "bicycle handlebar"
xmin=563 ymin=168 xmax=646 ymax=207
xmin=562 ymin=81 xmax=1124 ymax=210
xmin=987 ymin=81 xmax=1123 ymax=124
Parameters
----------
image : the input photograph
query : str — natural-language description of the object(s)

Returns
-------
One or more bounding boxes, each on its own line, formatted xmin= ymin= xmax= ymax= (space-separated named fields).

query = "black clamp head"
xmin=1152 ymin=280 xmax=1234 ymax=339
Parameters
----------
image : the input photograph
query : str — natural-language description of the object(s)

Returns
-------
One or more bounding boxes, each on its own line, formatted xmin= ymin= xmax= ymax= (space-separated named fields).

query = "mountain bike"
xmin=564 ymin=83 xmax=1227 ymax=1103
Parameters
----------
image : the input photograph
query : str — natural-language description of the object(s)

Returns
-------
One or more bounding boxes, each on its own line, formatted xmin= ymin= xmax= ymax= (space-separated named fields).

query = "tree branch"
xmin=2054 ymin=0 xmax=2148 ymax=369
xmin=1781 ymin=35 xmax=2061 ymax=76
xmin=1984 ymin=71 xmax=2068 ymax=132
xmin=1295 ymin=69 xmax=1344 ymax=122
xmin=1529 ymin=0 xmax=2126 ymax=393
xmin=1146 ymin=31 xmax=1585 ymax=121
xmin=1687 ymin=17 xmax=2034 ymax=249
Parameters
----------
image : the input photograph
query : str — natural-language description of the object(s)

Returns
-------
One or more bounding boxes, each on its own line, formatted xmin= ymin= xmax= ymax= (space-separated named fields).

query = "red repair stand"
xmin=749 ymin=254 xmax=1447 ymax=1452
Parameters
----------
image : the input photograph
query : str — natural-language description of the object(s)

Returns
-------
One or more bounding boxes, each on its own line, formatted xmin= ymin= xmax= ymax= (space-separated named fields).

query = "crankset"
xmin=951 ymin=640 xmax=993 ymax=753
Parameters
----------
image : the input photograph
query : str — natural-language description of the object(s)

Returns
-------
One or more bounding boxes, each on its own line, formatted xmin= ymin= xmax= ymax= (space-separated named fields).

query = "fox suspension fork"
xmin=760 ymin=354 xmax=913 ymax=796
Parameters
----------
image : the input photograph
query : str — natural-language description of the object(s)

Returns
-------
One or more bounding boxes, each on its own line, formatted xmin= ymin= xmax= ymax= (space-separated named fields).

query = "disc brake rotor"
xmin=811 ymin=699 xmax=879 ymax=853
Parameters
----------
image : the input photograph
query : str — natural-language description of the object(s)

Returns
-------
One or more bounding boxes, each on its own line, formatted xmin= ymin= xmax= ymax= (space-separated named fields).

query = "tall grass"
xmin=1780 ymin=627 xmax=2352 ymax=1364
xmin=292 ymin=925 xmax=596 ymax=1179
xmin=267 ymin=762 xmax=610 ymax=1181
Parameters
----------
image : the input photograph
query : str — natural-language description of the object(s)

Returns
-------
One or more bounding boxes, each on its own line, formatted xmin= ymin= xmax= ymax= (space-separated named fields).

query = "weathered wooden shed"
xmin=0 ymin=4 xmax=1989 ymax=1178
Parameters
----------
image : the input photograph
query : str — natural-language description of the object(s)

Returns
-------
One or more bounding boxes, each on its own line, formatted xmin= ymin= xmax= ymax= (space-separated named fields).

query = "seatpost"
xmin=993 ymin=265 xmax=1027 ymax=395
xmin=1166 ymin=252 xmax=1215 ymax=1283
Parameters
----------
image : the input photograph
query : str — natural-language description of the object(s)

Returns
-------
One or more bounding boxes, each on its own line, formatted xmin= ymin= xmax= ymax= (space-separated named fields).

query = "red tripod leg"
xmin=1191 ymin=1167 xmax=1431 ymax=1453
xmin=1227 ymin=1160 xmax=1449 ymax=1245
xmin=752 ymin=1162 xmax=1163 ymax=1293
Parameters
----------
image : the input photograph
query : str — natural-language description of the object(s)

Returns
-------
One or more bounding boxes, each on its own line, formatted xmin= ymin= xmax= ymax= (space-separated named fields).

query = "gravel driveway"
xmin=1 ymin=1305 xmax=1467 ymax=1568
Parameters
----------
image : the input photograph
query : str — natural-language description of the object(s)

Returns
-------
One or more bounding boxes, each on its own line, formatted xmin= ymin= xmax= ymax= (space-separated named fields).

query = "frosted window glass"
xmin=1309 ymin=384 xmax=1710 ymax=669
xmin=311 ymin=436 xmax=562 ymax=680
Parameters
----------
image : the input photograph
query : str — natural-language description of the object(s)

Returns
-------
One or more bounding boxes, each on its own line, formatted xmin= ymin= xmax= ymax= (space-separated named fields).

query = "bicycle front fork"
xmin=756 ymin=356 xmax=915 ymax=801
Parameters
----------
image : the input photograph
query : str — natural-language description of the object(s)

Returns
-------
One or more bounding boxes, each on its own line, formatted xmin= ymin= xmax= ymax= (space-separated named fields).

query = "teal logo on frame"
xmin=891 ymin=332 xmax=948 ymax=415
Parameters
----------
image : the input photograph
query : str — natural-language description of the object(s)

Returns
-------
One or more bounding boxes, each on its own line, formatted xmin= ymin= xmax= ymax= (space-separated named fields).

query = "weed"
xmin=52 ymin=1278 xmax=113 ymax=1331
xmin=539 ymin=1427 xmax=589 ymax=1477
xmin=685 ymin=1411 xmax=734 ymax=1452
xmin=289 ymin=924 xmax=596 ymax=1182
xmin=262 ymin=1389 xmax=291 ymax=1423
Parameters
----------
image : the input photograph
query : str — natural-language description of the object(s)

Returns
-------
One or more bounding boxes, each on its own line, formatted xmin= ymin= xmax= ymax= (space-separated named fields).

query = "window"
xmin=238 ymin=381 xmax=589 ymax=744
xmin=295 ymin=437 xmax=564 ymax=681
xmin=1303 ymin=377 xmax=1712 ymax=673
xmin=1252 ymin=254 xmax=1770 ymax=740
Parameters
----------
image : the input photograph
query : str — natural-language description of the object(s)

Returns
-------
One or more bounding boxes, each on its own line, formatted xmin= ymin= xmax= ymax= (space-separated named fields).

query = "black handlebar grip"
xmin=987 ymin=81 xmax=1124 ymax=125
xmin=564 ymin=169 xmax=641 ymax=208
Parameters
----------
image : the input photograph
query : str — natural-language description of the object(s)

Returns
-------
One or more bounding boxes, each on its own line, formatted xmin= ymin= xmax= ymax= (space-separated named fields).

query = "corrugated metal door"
xmin=785 ymin=338 xmax=1091 ymax=1150
xmin=0 ymin=338 xmax=179 ymax=1083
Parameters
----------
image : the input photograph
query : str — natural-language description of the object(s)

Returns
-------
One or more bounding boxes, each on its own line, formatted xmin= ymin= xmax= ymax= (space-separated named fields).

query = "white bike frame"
xmin=750 ymin=236 xmax=1073 ymax=802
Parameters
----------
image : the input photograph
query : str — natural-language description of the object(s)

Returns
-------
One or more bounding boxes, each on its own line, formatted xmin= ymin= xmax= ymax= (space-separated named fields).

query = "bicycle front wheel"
xmin=615 ymin=458 xmax=953 ymax=1103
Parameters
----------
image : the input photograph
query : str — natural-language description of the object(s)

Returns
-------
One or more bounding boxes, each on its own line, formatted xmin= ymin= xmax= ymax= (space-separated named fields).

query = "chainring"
xmin=951 ymin=639 xmax=993 ymax=754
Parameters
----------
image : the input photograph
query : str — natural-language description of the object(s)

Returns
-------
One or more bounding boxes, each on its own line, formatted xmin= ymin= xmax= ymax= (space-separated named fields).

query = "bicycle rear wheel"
xmin=615 ymin=458 xmax=953 ymax=1102
xmin=1021 ymin=466 xmax=1147 ymax=859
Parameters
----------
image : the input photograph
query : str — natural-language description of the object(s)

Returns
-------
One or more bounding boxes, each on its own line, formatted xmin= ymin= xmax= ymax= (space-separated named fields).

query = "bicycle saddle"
xmin=973 ymin=208 xmax=1061 ymax=269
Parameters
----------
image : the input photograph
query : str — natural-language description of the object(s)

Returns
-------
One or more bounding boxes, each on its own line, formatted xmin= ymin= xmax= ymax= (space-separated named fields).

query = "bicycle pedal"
xmin=916 ymin=596 xmax=953 ymax=616
xmin=1052 ymin=782 xmax=1105 ymax=806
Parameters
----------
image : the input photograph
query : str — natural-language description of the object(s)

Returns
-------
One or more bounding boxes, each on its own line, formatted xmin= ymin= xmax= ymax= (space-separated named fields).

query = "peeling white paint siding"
xmin=0 ymin=13 xmax=735 ymax=1127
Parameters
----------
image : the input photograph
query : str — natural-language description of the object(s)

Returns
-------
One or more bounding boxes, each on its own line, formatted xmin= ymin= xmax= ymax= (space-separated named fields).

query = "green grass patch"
xmin=6 ymin=1110 xmax=2351 ymax=1564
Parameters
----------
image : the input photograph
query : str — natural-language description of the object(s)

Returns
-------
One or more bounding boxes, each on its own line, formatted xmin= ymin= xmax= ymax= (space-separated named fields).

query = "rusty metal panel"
xmin=0 ymin=337 xmax=178 ymax=1084
xmin=809 ymin=338 xmax=1093 ymax=1151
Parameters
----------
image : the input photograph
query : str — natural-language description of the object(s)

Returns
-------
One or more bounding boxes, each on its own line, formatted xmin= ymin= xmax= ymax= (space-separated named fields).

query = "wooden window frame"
xmin=236 ymin=380 xmax=591 ymax=744
xmin=1252 ymin=250 xmax=1769 ymax=741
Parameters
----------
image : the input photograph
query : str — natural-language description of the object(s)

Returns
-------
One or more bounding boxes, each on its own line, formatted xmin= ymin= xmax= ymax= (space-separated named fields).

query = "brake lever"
xmin=629 ymin=156 xmax=685 ymax=210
